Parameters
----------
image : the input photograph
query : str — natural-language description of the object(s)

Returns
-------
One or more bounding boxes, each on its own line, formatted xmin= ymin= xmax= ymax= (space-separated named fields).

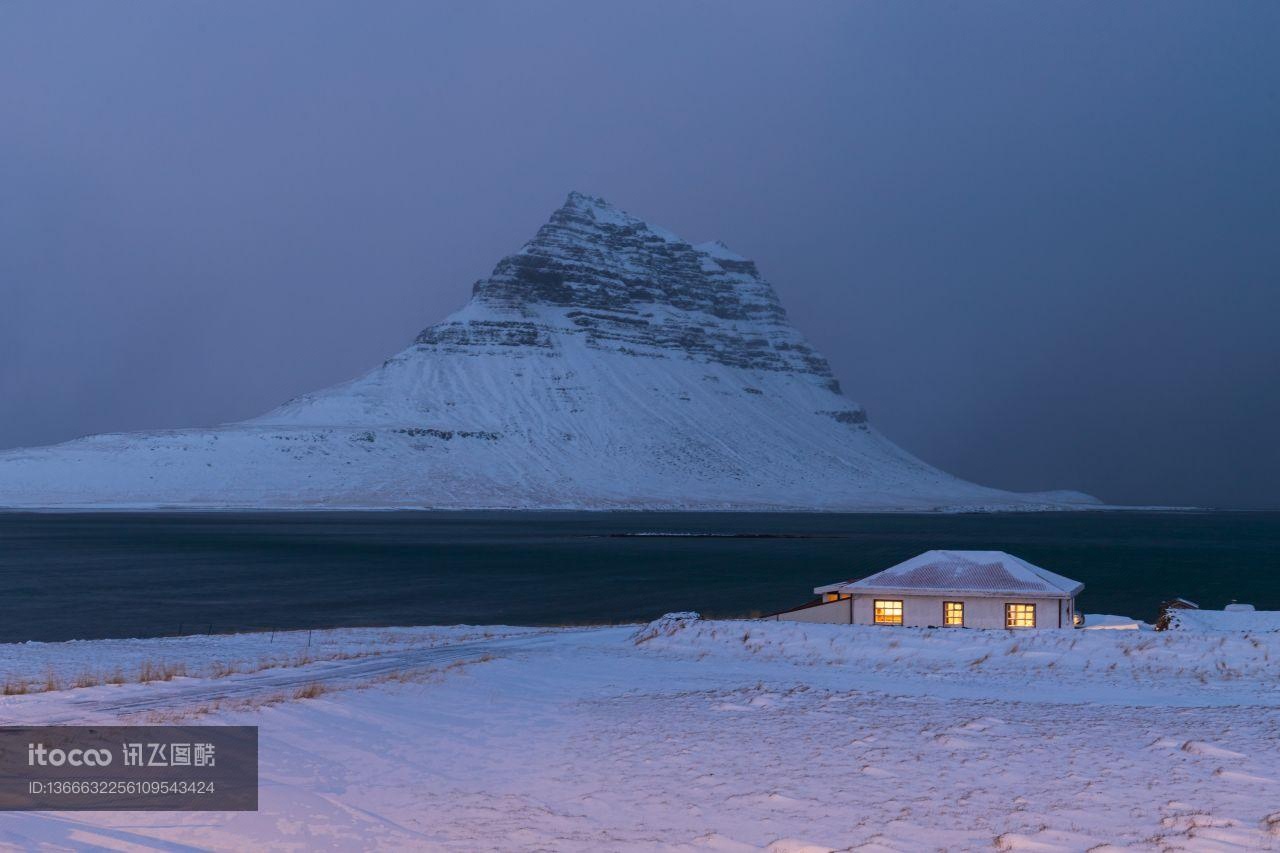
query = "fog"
xmin=2 ymin=2 xmax=1277 ymax=508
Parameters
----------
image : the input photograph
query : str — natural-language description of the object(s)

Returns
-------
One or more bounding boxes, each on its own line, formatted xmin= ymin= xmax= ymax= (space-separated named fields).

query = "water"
xmin=0 ymin=511 xmax=1276 ymax=643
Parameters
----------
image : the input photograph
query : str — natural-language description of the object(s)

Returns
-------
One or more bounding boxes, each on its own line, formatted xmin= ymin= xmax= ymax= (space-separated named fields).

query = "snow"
xmin=1081 ymin=613 xmax=1149 ymax=630
xmin=693 ymin=240 xmax=747 ymax=261
xmin=570 ymin=190 xmax=682 ymax=243
xmin=0 ymin=193 xmax=1100 ymax=512
xmin=0 ymin=626 xmax=542 ymax=694
xmin=2 ymin=615 xmax=1279 ymax=850
xmin=821 ymin=550 xmax=1084 ymax=597
xmin=1168 ymin=608 xmax=1280 ymax=633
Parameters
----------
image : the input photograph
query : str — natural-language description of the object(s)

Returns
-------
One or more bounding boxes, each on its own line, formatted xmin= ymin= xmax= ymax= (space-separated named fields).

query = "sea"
xmin=0 ymin=511 xmax=1276 ymax=643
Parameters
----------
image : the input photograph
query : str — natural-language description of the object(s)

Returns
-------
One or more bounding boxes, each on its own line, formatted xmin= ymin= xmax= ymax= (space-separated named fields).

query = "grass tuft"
xmin=137 ymin=661 xmax=187 ymax=683
xmin=293 ymin=682 xmax=327 ymax=700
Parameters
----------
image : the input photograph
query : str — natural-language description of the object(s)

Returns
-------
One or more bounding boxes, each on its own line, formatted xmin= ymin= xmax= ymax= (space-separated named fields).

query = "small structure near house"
xmin=769 ymin=550 xmax=1083 ymax=629
xmin=1154 ymin=597 xmax=1200 ymax=631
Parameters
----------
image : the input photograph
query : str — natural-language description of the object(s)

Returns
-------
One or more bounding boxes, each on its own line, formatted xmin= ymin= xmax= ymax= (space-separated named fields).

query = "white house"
xmin=771 ymin=550 xmax=1084 ymax=629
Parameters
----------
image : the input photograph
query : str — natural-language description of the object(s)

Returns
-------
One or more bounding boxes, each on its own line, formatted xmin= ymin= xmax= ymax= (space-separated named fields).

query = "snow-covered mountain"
xmin=0 ymin=192 xmax=1097 ymax=510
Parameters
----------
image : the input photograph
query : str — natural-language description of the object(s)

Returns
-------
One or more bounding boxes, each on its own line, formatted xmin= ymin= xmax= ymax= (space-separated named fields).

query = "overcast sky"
xmin=2 ymin=2 xmax=1277 ymax=508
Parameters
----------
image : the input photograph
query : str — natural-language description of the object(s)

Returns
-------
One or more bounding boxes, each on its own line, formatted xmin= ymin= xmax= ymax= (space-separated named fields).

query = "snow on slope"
xmin=2 ymin=618 xmax=1278 ymax=850
xmin=0 ymin=192 xmax=1099 ymax=510
xmin=1168 ymin=608 xmax=1280 ymax=633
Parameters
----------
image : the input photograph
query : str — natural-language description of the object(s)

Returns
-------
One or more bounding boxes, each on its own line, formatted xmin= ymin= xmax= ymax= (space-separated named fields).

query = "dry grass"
xmin=372 ymin=654 xmax=497 ymax=687
xmin=0 ymin=649 xmax=382 ymax=698
xmin=143 ymin=693 xmax=285 ymax=723
xmin=446 ymin=654 xmax=494 ymax=671
xmin=293 ymin=682 xmax=328 ymax=700
xmin=1 ymin=667 xmax=127 ymax=695
xmin=138 ymin=652 xmax=500 ymax=722
xmin=0 ymin=637 xmax=500 ymax=707
xmin=137 ymin=661 xmax=187 ymax=683
xmin=371 ymin=669 xmax=437 ymax=686
xmin=209 ymin=660 xmax=242 ymax=678
xmin=199 ymin=649 xmax=378 ymax=679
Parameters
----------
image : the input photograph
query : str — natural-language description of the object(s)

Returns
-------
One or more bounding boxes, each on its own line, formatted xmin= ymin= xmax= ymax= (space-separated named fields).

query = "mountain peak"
xmin=563 ymin=190 xmax=616 ymax=210
xmin=0 ymin=192 xmax=1099 ymax=511
xmin=440 ymin=194 xmax=839 ymax=385
xmin=552 ymin=190 xmax=673 ymax=236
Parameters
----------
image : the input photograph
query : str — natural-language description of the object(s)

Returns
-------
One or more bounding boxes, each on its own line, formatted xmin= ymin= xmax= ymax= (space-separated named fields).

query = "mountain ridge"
xmin=0 ymin=192 xmax=1098 ymax=511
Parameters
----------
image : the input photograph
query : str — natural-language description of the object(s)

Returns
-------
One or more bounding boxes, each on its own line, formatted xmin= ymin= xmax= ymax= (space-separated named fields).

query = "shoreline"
xmin=0 ymin=504 xmax=1245 ymax=516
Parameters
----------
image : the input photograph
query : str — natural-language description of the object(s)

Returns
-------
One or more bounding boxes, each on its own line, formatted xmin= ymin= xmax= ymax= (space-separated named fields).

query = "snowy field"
xmin=2 ymin=616 xmax=1279 ymax=851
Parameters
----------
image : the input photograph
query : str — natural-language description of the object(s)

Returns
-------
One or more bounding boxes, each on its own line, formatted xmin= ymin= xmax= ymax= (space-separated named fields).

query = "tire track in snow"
xmin=31 ymin=634 xmax=562 ymax=723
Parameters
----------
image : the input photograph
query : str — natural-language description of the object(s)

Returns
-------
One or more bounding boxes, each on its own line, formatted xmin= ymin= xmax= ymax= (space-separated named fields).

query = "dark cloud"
xmin=2 ymin=1 xmax=1277 ymax=507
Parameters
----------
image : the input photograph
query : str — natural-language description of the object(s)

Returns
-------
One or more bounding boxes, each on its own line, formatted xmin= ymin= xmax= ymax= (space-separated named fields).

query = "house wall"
xmin=770 ymin=598 xmax=852 ymax=624
xmin=851 ymin=594 xmax=1072 ymax=629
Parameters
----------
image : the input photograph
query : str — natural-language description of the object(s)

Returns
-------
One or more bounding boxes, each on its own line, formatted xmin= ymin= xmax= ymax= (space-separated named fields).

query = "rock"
xmin=0 ymin=192 xmax=1099 ymax=511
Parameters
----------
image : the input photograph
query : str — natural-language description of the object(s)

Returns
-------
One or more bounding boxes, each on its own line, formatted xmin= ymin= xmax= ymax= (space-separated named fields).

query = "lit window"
xmin=874 ymin=599 xmax=903 ymax=625
xmin=1005 ymin=603 xmax=1036 ymax=628
xmin=943 ymin=601 xmax=964 ymax=626
xmin=822 ymin=592 xmax=851 ymax=603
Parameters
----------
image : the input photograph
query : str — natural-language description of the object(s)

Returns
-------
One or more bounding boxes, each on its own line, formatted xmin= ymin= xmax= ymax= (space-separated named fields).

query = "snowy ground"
xmin=2 ymin=616 xmax=1279 ymax=851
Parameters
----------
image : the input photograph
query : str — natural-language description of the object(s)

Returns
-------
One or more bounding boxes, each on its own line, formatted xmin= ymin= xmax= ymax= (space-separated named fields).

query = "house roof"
xmin=814 ymin=550 xmax=1084 ymax=599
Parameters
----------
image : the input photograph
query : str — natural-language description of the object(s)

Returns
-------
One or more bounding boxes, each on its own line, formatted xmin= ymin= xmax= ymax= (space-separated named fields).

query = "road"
xmin=26 ymin=632 xmax=567 ymax=723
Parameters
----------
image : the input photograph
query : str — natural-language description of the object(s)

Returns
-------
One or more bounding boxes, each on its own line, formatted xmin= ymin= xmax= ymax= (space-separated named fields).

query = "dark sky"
xmin=3 ymin=2 xmax=1278 ymax=508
